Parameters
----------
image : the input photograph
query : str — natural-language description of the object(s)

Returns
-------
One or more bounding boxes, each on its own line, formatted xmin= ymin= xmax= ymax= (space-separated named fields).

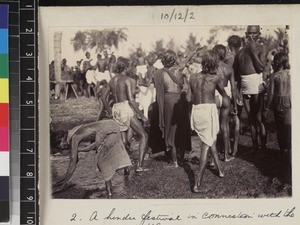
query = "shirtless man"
xmin=264 ymin=52 xmax=291 ymax=156
xmin=154 ymin=50 xmax=186 ymax=167
xmin=213 ymin=45 xmax=237 ymax=160
xmin=236 ymin=25 xmax=267 ymax=151
xmin=186 ymin=50 xmax=226 ymax=192
xmin=82 ymin=52 xmax=96 ymax=97
xmin=101 ymin=57 xmax=149 ymax=172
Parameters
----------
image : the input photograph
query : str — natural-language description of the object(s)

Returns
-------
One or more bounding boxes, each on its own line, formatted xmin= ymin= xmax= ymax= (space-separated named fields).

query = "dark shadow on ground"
xmin=236 ymin=144 xmax=291 ymax=186
xmin=182 ymin=163 xmax=195 ymax=191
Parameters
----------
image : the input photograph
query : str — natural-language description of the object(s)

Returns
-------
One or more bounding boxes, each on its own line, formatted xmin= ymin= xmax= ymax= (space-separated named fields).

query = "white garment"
xmin=85 ymin=70 xmax=97 ymax=85
xmin=153 ymin=59 xmax=164 ymax=69
xmin=241 ymin=73 xmax=264 ymax=95
xmin=190 ymin=103 xmax=219 ymax=147
xmin=95 ymin=70 xmax=111 ymax=83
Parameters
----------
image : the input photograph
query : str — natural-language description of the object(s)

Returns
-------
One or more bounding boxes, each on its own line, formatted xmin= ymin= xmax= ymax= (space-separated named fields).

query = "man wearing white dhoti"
xmin=186 ymin=50 xmax=228 ymax=193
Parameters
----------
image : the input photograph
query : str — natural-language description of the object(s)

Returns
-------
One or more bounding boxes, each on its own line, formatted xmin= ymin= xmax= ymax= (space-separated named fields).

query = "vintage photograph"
xmin=48 ymin=25 xmax=291 ymax=199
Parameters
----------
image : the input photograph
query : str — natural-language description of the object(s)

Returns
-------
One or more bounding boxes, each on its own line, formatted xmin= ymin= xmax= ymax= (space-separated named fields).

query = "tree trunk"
xmin=54 ymin=32 xmax=62 ymax=98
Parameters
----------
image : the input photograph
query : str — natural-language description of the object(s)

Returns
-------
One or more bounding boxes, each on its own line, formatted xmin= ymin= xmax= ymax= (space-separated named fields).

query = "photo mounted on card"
xmin=39 ymin=5 xmax=300 ymax=225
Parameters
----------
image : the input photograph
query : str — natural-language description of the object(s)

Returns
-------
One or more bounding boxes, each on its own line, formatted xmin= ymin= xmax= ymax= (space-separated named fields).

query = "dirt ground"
xmin=50 ymin=97 xmax=292 ymax=199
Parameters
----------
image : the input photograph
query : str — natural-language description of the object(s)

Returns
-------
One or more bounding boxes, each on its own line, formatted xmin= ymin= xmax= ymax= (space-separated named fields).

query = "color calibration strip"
xmin=0 ymin=4 xmax=10 ymax=223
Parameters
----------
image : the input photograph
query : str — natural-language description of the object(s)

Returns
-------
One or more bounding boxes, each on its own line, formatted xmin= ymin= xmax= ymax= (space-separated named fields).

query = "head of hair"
xmin=97 ymin=53 xmax=101 ymax=59
xmin=213 ymin=44 xmax=226 ymax=61
xmin=161 ymin=50 xmax=177 ymax=68
xmin=273 ymin=52 xmax=290 ymax=70
xmin=85 ymin=52 xmax=90 ymax=57
xmin=145 ymin=53 xmax=158 ymax=66
xmin=110 ymin=54 xmax=117 ymax=64
xmin=201 ymin=50 xmax=219 ymax=74
xmin=246 ymin=25 xmax=261 ymax=34
xmin=115 ymin=57 xmax=130 ymax=73
xmin=227 ymin=35 xmax=242 ymax=49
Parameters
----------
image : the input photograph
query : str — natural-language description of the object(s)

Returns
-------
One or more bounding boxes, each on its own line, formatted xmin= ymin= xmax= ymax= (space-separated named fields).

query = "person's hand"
xmin=142 ymin=116 xmax=150 ymax=127
xmin=247 ymin=36 xmax=258 ymax=53
xmin=233 ymin=106 xmax=238 ymax=115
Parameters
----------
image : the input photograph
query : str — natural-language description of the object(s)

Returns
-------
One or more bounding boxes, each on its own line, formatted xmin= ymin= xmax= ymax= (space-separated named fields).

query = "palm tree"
xmin=54 ymin=31 xmax=62 ymax=82
xmin=71 ymin=28 xmax=128 ymax=53
xmin=53 ymin=31 xmax=62 ymax=98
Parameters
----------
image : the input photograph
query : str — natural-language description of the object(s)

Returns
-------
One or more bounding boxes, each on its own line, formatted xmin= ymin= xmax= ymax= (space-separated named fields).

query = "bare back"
xmin=115 ymin=75 xmax=133 ymax=103
xmin=189 ymin=72 xmax=222 ymax=104
xmin=162 ymin=67 xmax=182 ymax=93
xmin=217 ymin=61 xmax=234 ymax=87
xmin=273 ymin=70 xmax=291 ymax=97
xmin=109 ymin=75 xmax=120 ymax=102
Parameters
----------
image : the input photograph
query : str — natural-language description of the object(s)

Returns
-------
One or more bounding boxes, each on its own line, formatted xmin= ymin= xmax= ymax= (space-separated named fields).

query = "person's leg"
xmin=121 ymin=131 xmax=127 ymax=148
xmin=257 ymin=93 xmax=267 ymax=150
xmin=193 ymin=142 xmax=209 ymax=193
xmin=96 ymin=98 xmax=104 ymax=121
xmin=87 ymin=84 xmax=91 ymax=97
xmin=210 ymin=141 xmax=224 ymax=177
xmin=248 ymin=95 xmax=259 ymax=150
xmin=169 ymin=123 xmax=178 ymax=167
xmin=105 ymin=180 xmax=113 ymax=198
xmin=130 ymin=115 xmax=148 ymax=171
xmin=220 ymin=106 xmax=232 ymax=161
xmin=232 ymin=115 xmax=240 ymax=156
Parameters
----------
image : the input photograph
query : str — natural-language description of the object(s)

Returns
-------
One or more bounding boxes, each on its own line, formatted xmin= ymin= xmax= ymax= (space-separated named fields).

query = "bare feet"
xmin=193 ymin=185 xmax=208 ymax=193
xmin=124 ymin=167 xmax=130 ymax=175
xmin=135 ymin=167 xmax=149 ymax=173
xmin=218 ymin=171 xmax=225 ymax=178
xmin=224 ymin=157 xmax=234 ymax=162
xmin=172 ymin=162 xmax=179 ymax=168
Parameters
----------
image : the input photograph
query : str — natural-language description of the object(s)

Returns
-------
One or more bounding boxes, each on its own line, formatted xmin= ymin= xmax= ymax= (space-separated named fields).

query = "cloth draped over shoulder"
xmin=95 ymin=120 xmax=132 ymax=181
xmin=153 ymin=69 xmax=165 ymax=137
xmin=153 ymin=67 xmax=183 ymax=137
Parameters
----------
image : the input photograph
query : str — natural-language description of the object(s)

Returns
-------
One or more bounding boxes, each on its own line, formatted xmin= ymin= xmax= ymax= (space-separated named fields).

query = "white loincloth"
xmin=137 ymin=84 xmax=156 ymax=118
xmin=241 ymin=73 xmax=264 ymax=95
xmin=95 ymin=70 xmax=111 ymax=83
xmin=136 ymin=65 xmax=147 ymax=78
xmin=112 ymin=101 xmax=134 ymax=132
xmin=86 ymin=70 xmax=97 ymax=85
xmin=215 ymin=83 xmax=232 ymax=107
xmin=153 ymin=59 xmax=164 ymax=69
xmin=136 ymin=65 xmax=156 ymax=118
xmin=190 ymin=103 xmax=219 ymax=147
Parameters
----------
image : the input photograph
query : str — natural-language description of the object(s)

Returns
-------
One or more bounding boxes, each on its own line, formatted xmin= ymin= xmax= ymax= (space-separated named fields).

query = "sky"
xmin=48 ymin=25 xmax=287 ymax=66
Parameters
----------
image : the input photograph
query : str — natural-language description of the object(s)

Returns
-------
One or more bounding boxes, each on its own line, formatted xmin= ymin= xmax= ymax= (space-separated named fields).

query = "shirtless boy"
xmin=236 ymin=25 xmax=267 ymax=151
xmin=186 ymin=50 xmax=227 ymax=192
xmin=101 ymin=57 xmax=149 ymax=172
xmin=213 ymin=44 xmax=237 ymax=160
xmin=264 ymin=52 xmax=291 ymax=156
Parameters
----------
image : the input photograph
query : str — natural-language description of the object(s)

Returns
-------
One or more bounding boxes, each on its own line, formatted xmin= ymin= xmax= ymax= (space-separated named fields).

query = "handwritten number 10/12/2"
xmin=161 ymin=9 xmax=195 ymax=22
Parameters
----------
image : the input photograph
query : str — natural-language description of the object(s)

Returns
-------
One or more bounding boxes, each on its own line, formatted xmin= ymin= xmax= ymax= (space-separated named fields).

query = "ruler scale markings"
xmin=20 ymin=0 xmax=38 ymax=224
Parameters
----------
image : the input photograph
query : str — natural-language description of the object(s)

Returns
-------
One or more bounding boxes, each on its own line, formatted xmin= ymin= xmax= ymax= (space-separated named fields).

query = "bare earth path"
xmin=50 ymin=97 xmax=291 ymax=199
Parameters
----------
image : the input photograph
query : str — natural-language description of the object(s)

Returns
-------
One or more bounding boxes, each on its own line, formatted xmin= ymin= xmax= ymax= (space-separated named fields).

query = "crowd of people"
xmin=52 ymin=25 xmax=291 ymax=196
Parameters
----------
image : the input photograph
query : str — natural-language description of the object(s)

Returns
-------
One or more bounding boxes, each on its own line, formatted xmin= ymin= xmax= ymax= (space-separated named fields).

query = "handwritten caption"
xmin=69 ymin=207 xmax=296 ymax=224
xmin=160 ymin=9 xmax=195 ymax=23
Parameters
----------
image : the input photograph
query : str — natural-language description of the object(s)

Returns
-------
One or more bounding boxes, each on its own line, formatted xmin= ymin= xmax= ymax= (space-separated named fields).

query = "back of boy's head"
xmin=213 ymin=44 xmax=226 ymax=61
xmin=273 ymin=52 xmax=290 ymax=70
xmin=227 ymin=35 xmax=242 ymax=49
xmin=201 ymin=50 xmax=219 ymax=74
